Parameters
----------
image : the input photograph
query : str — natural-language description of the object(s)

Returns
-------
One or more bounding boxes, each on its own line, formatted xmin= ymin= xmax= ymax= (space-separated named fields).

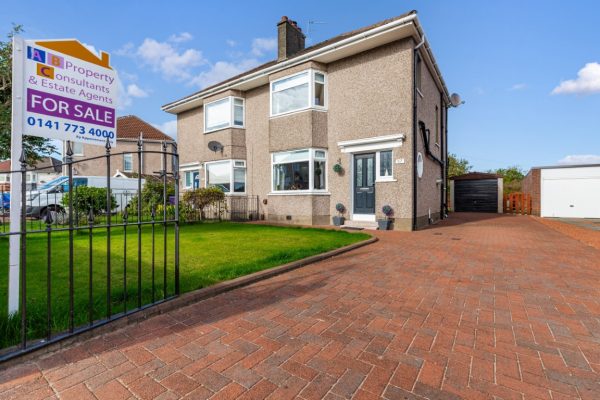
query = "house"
xmin=65 ymin=115 xmax=175 ymax=178
xmin=0 ymin=157 xmax=62 ymax=191
xmin=163 ymin=11 xmax=453 ymax=230
xmin=522 ymin=164 xmax=600 ymax=218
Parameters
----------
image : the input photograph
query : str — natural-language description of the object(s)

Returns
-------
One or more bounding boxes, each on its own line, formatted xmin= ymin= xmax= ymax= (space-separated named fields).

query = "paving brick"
xmin=127 ymin=375 xmax=167 ymax=399
xmin=94 ymin=380 xmax=131 ymax=400
xmin=160 ymin=372 xmax=199 ymax=396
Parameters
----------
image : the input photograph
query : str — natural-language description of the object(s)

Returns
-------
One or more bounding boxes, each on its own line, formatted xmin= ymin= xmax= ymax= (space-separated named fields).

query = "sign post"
xmin=9 ymin=37 xmax=117 ymax=314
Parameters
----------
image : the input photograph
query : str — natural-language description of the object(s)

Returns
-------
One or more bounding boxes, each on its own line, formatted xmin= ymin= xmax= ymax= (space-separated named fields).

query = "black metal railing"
xmin=181 ymin=195 xmax=260 ymax=222
xmin=0 ymin=138 xmax=180 ymax=362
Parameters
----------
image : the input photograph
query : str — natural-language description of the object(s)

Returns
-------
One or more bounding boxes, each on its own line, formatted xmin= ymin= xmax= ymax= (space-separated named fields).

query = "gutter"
xmin=163 ymin=13 xmax=422 ymax=113
xmin=412 ymin=36 xmax=425 ymax=231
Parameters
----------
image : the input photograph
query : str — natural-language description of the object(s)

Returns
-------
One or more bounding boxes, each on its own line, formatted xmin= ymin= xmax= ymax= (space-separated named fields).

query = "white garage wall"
xmin=541 ymin=166 xmax=600 ymax=218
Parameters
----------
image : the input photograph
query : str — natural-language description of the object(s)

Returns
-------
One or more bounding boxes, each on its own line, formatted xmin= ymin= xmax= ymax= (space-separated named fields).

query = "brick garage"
xmin=523 ymin=164 xmax=600 ymax=218
xmin=522 ymin=168 xmax=541 ymax=216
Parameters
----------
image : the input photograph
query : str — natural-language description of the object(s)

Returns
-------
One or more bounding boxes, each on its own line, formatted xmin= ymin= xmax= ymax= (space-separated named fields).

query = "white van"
xmin=26 ymin=176 xmax=144 ymax=220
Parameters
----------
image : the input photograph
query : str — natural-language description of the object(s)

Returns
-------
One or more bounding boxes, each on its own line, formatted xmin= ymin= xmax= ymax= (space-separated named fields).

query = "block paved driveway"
xmin=1 ymin=213 xmax=600 ymax=400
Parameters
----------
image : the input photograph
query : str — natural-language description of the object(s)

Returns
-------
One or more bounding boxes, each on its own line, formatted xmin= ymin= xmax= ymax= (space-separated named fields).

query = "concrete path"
xmin=1 ymin=213 xmax=599 ymax=399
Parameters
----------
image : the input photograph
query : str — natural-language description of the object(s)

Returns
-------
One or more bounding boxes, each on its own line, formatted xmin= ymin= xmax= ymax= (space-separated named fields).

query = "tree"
xmin=490 ymin=166 xmax=525 ymax=194
xmin=448 ymin=153 xmax=472 ymax=177
xmin=0 ymin=25 xmax=56 ymax=164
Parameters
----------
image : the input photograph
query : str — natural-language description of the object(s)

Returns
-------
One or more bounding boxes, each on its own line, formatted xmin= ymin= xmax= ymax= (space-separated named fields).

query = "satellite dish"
xmin=450 ymin=93 xmax=464 ymax=107
xmin=207 ymin=141 xmax=224 ymax=152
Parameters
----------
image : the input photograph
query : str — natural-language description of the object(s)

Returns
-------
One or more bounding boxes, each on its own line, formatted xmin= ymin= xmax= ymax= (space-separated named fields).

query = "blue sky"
xmin=3 ymin=0 xmax=600 ymax=171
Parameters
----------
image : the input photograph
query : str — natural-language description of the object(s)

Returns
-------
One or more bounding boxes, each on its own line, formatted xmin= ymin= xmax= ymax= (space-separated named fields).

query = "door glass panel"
xmin=367 ymin=157 xmax=374 ymax=186
xmin=355 ymin=159 xmax=363 ymax=187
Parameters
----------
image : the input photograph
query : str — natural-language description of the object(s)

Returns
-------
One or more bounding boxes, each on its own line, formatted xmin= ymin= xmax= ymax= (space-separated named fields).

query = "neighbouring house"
xmin=522 ymin=164 xmax=600 ymax=218
xmin=65 ymin=115 xmax=175 ymax=178
xmin=448 ymin=172 xmax=503 ymax=213
xmin=163 ymin=11 xmax=453 ymax=230
xmin=0 ymin=157 xmax=62 ymax=191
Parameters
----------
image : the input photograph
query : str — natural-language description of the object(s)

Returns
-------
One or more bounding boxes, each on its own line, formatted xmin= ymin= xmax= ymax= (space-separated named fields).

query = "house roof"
xmin=0 ymin=157 xmax=62 ymax=173
xmin=117 ymin=115 xmax=174 ymax=141
xmin=450 ymin=172 xmax=501 ymax=181
xmin=163 ymin=10 xmax=450 ymax=114
xmin=529 ymin=163 xmax=600 ymax=171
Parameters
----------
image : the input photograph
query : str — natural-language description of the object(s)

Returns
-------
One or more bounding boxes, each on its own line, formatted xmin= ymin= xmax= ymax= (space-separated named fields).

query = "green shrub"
xmin=61 ymin=186 xmax=117 ymax=219
xmin=183 ymin=187 xmax=225 ymax=220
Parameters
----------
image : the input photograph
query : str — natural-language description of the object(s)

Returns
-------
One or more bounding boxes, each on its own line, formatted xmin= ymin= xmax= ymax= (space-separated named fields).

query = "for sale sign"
xmin=16 ymin=38 xmax=118 ymax=147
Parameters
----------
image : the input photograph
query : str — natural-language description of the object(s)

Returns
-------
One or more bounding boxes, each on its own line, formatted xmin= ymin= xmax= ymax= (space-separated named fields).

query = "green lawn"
xmin=0 ymin=222 xmax=369 ymax=349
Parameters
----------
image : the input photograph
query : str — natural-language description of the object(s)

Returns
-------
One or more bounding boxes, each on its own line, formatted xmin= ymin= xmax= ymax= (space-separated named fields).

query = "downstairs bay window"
xmin=205 ymin=160 xmax=246 ymax=194
xmin=272 ymin=149 xmax=327 ymax=193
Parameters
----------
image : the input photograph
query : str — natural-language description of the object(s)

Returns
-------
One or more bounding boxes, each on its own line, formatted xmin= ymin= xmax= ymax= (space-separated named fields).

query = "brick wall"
xmin=522 ymin=168 xmax=540 ymax=216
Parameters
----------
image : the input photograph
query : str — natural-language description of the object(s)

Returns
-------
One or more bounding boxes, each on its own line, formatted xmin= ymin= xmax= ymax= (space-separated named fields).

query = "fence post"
xmin=137 ymin=134 xmax=143 ymax=309
xmin=66 ymin=141 xmax=74 ymax=333
xmin=172 ymin=142 xmax=180 ymax=296
xmin=105 ymin=138 xmax=112 ymax=318
xmin=19 ymin=153 xmax=27 ymax=349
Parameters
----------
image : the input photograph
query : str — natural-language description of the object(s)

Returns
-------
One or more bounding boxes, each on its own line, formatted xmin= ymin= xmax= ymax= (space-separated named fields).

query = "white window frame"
xmin=376 ymin=149 xmax=395 ymax=182
xmin=123 ymin=153 xmax=133 ymax=172
xmin=204 ymin=159 xmax=247 ymax=195
xmin=270 ymin=148 xmax=328 ymax=194
xmin=204 ymin=96 xmax=245 ymax=133
xmin=270 ymin=69 xmax=327 ymax=117
xmin=71 ymin=141 xmax=84 ymax=156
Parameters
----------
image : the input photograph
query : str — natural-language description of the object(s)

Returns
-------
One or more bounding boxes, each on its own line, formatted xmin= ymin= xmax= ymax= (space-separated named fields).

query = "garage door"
xmin=541 ymin=167 xmax=600 ymax=218
xmin=454 ymin=179 xmax=498 ymax=213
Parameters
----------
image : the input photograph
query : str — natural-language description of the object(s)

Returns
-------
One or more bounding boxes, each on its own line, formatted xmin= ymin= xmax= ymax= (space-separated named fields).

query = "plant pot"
xmin=377 ymin=219 xmax=391 ymax=230
xmin=332 ymin=216 xmax=345 ymax=226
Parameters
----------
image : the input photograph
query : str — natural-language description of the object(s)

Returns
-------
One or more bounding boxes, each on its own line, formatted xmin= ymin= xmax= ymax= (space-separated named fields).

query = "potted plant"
xmin=378 ymin=205 xmax=394 ymax=230
xmin=332 ymin=203 xmax=346 ymax=226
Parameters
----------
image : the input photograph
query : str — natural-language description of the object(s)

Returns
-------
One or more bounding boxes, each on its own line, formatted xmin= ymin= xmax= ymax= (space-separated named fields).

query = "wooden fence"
xmin=503 ymin=192 xmax=532 ymax=215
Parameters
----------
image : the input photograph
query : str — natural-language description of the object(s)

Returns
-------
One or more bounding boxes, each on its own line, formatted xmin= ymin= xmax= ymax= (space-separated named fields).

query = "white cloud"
xmin=509 ymin=83 xmax=527 ymax=91
xmin=552 ymin=62 xmax=600 ymax=95
xmin=168 ymin=32 xmax=193 ymax=43
xmin=558 ymin=154 xmax=600 ymax=165
xmin=126 ymin=83 xmax=148 ymax=98
xmin=152 ymin=120 xmax=177 ymax=140
xmin=82 ymin=43 xmax=100 ymax=57
xmin=226 ymin=39 xmax=237 ymax=47
xmin=190 ymin=58 xmax=259 ymax=88
xmin=251 ymin=37 xmax=276 ymax=57
xmin=116 ymin=77 xmax=132 ymax=109
xmin=115 ymin=42 xmax=134 ymax=56
xmin=136 ymin=38 xmax=205 ymax=80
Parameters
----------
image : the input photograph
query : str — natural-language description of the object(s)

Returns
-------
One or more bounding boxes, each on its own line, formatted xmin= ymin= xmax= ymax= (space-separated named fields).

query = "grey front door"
xmin=354 ymin=153 xmax=375 ymax=214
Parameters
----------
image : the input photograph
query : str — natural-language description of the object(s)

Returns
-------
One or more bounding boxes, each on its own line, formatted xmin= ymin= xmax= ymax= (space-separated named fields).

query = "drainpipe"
xmin=439 ymin=92 xmax=445 ymax=219
xmin=412 ymin=36 xmax=425 ymax=231
xmin=444 ymin=105 xmax=449 ymax=216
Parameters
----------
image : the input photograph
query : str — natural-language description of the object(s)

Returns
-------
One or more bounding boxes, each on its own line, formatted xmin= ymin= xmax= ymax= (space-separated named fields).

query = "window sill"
xmin=204 ymin=126 xmax=245 ymax=134
xmin=270 ymin=107 xmax=327 ymax=120
xmin=376 ymin=178 xmax=397 ymax=183
xmin=268 ymin=191 xmax=330 ymax=196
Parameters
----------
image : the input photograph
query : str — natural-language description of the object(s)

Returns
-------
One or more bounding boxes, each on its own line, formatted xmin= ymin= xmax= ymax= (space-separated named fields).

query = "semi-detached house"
xmin=163 ymin=10 xmax=454 ymax=230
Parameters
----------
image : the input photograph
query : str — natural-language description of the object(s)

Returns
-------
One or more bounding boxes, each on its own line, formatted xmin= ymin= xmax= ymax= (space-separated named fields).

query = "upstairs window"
xmin=271 ymin=69 xmax=327 ymax=117
xmin=204 ymin=97 xmax=245 ymax=133
xmin=123 ymin=153 xmax=133 ymax=172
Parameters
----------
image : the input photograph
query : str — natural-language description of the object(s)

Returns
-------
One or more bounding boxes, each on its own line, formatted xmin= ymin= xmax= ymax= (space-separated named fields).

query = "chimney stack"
xmin=277 ymin=16 xmax=305 ymax=61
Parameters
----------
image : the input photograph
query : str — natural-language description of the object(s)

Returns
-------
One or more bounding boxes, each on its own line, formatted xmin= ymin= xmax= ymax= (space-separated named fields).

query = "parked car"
xmin=25 ymin=176 xmax=143 ymax=220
